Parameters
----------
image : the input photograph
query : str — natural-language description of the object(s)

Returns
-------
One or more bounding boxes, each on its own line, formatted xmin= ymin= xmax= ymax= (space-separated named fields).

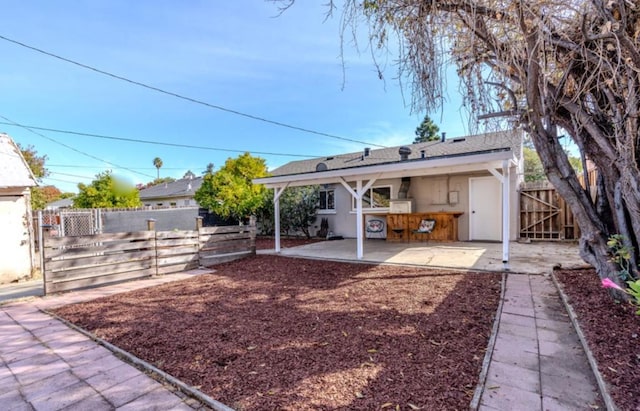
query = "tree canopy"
xmin=74 ymin=171 xmax=141 ymax=208
xmin=413 ymin=114 xmax=440 ymax=143
xmin=153 ymin=157 xmax=163 ymax=179
xmin=301 ymin=0 xmax=640 ymax=285
xmin=194 ymin=153 xmax=269 ymax=221
xmin=18 ymin=143 xmax=58 ymax=209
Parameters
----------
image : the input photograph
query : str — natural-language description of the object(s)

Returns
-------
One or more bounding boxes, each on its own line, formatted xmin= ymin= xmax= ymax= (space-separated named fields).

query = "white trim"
xmin=501 ymin=160 xmax=510 ymax=267
xmin=317 ymin=210 xmax=337 ymax=215
xmin=255 ymin=150 xmax=515 ymax=188
xmin=273 ymin=184 xmax=289 ymax=253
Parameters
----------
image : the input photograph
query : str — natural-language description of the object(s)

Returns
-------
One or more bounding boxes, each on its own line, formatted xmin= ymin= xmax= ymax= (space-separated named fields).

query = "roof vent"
xmin=316 ymin=162 xmax=328 ymax=172
xmin=420 ymin=149 xmax=426 ymax=159
xmin=364 ymin=147 xmax=371 ymax=157
xmin=452 ymin=137 xmax=466 ymax=143
xmin=441 ymin=132 xmax=446 ymax=142
xmin=325 ymin=156 xmax=334 ymax=161
xmin=187 ymin=182 xmax=192 ymax=191
xmin=399 ymin=146 xmax=412 ymax=161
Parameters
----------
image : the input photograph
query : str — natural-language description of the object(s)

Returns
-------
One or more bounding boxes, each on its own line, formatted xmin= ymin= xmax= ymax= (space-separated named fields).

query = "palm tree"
xmin=153 ymin=157 xmax=163 ymax=179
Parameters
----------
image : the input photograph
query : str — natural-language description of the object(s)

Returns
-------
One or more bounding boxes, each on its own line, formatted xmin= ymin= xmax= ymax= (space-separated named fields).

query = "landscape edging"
xmin=42 ymin=308 xmax=236 ymax=411
xmin=550 ymin=272 xmax=617 ymax=411
xmin=469 ymin=271 xmax=507 ymax=410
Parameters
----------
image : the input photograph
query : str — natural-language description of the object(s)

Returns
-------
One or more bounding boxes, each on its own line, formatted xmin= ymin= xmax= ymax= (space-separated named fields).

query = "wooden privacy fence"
xmin=519 ymin=183 xmax=580 ymax=240
xmin=42 ymin=219 xmax=256 ymax=294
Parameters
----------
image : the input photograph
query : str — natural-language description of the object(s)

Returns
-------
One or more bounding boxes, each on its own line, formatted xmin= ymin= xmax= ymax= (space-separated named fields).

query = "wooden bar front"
xmin=383 ymin=212 xmax=464 ymax=242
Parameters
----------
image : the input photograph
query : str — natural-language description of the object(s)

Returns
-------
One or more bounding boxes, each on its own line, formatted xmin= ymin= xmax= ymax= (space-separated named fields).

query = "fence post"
xmin=249 ymin=215 xmax=257 ymax=255
xmin=196 ymin=216 xmax=203 ymax=231
xmin=146 ymin=219 xmax=158 ymax=276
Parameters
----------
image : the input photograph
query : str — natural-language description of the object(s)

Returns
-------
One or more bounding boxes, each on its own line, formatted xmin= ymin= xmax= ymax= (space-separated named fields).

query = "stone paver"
xmin=478 ymin=274 xmax=603 ymax=410
xmin=0 ymin=269 xmax=213 ymax=410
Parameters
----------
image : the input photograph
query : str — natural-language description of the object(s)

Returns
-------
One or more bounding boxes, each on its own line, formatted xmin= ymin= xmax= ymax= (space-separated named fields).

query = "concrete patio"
xmin=263 ymin=239 xmax=586 ymax=274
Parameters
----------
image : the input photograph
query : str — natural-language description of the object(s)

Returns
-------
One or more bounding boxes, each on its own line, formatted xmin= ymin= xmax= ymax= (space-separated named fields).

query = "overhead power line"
xmin=0 ymin=121 xmax=316 ymax=158
xmin=0 ymin=34 xmax=387 ymax=149
xmin=0 ymin=114 xmax=156 ymax=179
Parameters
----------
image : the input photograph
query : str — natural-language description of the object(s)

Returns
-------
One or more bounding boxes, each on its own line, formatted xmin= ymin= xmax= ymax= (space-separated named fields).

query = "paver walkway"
xmin=478 ymin=274 xmax=603 ymax=410
xmin=0 ymin=270 xmax=213 ymax=411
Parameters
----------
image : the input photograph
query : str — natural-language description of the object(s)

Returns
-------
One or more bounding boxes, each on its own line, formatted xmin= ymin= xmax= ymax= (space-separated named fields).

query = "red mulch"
xmin=555 ymin=268 xmax=640 ymax=411
xmin=53 ymin=254 xmax=502 ymax=410
xmin=255 ymin=236 xmax=323 ymax=250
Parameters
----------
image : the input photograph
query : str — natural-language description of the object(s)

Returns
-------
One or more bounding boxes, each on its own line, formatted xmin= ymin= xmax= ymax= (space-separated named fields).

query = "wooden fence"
xmin=42 ymin=219 xmax=256 ymax=294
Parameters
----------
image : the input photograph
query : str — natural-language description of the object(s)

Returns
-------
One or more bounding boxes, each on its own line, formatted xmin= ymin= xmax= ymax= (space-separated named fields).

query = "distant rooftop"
xmin=138 ymin=176 xmax=204 ymax=200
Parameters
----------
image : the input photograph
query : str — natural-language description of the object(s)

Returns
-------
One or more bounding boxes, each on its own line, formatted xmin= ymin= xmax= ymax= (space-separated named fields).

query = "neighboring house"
xmin=138 ymin=176 xmax=203 ymax=207
xmin=0 ymin=133 xmax=38 ymax=283
xmin=255 ymin=130 xmax=524 ymax=262
xmin=45 ymin=197 xmax=74 ymax=210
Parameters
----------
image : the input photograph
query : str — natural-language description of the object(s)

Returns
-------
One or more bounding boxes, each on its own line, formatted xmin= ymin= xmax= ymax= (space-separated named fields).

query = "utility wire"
xmin=49 ymin=164 xmax=187 ymax=170
xmin=0 ymin=121 xmax=317 ymax=158
xmin=0 ymin=114 xmax=156 ymax=179
xmin=0 ymin=34 xmax=387 ymax=149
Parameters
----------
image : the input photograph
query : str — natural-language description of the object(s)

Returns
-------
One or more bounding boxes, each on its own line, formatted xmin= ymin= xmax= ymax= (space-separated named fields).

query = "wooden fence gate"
xmin=519 ymin=183 xmax=580 ymax=241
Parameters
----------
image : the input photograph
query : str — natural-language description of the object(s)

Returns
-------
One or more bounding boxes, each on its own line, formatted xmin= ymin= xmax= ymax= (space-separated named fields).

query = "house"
xmin=45 ymin=197 xmax=74 ymax=210
xmin=0 ymin=133 xmax=38 ymax=283
xmin=138 ymin=176 xmax=203 ymax=207
xmin=254 ymin=130 xmax=523 ymax=263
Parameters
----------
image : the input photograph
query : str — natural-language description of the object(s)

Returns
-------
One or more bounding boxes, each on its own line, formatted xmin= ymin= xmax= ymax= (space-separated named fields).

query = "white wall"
xmin=0 ymin=194 xmax=34 ymax=283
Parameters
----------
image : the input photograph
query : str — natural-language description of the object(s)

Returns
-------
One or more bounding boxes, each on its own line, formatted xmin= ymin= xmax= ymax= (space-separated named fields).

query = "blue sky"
xmin=1 ymin=1 xmax=471 ymax=193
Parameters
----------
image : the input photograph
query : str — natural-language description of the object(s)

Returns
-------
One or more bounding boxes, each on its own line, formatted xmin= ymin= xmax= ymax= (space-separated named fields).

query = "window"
xmin=318 ymin=189 xmax=335 ymax=212
xmin=353 ymin=186 xmax=391 ymax=210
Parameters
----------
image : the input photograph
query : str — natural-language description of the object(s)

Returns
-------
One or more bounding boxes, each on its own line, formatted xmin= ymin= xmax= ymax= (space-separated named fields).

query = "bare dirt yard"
xmin=53 ymin=254 xmax=502 ymax=410
xmin=555 ymin=268 xmax=640 ymax=411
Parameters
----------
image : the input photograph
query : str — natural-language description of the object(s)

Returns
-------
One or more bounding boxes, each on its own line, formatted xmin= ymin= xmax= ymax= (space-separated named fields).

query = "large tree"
xmin=413 ymin=114 xmax=440 ymax=143
xmin=293 ymin=0 xmax=640 ymax=285
xmin=194 ymin=153 xmax=269 ymax=221
xmin=74 ymin=171 xmax=141 ymax=208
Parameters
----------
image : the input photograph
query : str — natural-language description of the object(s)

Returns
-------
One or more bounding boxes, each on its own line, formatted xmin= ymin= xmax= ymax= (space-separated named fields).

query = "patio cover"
xmin=254 ymin=131 xmax=522 ymax=267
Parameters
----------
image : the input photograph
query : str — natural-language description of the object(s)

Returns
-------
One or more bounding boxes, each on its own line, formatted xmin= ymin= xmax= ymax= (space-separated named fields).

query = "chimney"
xmin=398 ymin=146 xmax=412 ymax=161
xmin=441 ymin=132 xmax=446 ymax=142
xmin=420 ymin=149 xmax=426 ymax=159
xmin=364 ymin=147 xmax=371 ymax=157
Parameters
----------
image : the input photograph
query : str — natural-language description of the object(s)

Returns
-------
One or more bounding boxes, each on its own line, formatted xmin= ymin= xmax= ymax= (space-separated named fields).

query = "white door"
xmin=469 ymin=177 xmax=502 ymax=241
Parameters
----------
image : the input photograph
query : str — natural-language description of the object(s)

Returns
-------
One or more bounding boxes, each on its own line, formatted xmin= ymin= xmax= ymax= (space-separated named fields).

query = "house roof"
xmin=270 ymin=130 xmax=522 ymax=177
xmin=138 ymin=176 xmax=203 ymax=200
xmin=255 ymin=130 xmax=523 ymax=189
xmin=46 ymin=197 xmax=74 ymax=209
xmin=0 ymin=133 xmax=38 ymax=189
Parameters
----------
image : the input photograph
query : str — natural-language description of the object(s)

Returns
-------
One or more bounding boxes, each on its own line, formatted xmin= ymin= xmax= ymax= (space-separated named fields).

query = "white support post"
xmin=502 ymin=160 xmax=511 ymax=269
xmin=273 ymin=184 xmax=289 ymax=253
xmin=339 ymin=176 xmax=379 ymax=260
xmin=355 ymin=180 xmax=364 ymax=259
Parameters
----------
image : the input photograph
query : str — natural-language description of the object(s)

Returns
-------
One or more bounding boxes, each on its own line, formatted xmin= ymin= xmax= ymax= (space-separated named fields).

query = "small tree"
xmin=74 ymin=171 xmax=141 ymax=208
xmin=194 ymin=153 xmax=268 ymax=221
xmin=18 ymin=143 xmax=50 ymax=209
xmin=413 ymin=114 xmax=440 ymax=144
xmin=280 ymin=186 xmax=320 ymax=238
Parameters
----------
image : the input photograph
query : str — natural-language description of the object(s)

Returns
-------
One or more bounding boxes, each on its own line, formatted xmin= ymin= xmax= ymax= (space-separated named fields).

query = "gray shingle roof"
xmin=138 ymin=176 xmax=203 ymax=200
xmin=270 ymin=130 xmax=522 ymax=177
xmin=0 ymin=133 xmax=38 ymax=188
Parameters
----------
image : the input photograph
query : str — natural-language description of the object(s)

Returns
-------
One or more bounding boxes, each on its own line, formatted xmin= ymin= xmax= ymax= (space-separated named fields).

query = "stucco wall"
xmin=0 ymin=194 xmax=34 ymax=283
xmin=315 ymin=168 xmax=520 ymax=241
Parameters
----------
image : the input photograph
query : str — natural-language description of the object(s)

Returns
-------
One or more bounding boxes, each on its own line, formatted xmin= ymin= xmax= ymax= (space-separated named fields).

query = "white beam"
xmin=502 ymin=160 xmax=510 ymax=268
xmin=487 ymin=167 xmax=504 ymax=183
